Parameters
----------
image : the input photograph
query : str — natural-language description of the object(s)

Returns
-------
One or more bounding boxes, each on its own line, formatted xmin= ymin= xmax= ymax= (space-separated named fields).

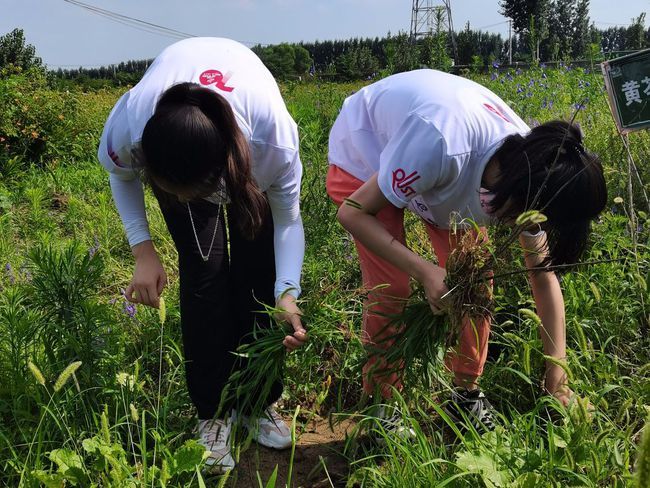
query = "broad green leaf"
xmin=173 ymin=440 xmax=206 ymax=474
xmin=32 ymin=470 xmax=65 ymax=488
xmin=455 ymin=451 xmax=510 ymax=487
xmin=48 ymin=448 xmax=88 ymax=485
xmin=514 ymin=472 xmax=543 ymax=488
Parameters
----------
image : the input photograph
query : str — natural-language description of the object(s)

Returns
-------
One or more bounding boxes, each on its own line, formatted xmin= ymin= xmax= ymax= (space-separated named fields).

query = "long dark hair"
xmin=490 ymin=120 xmax=607 ymax=267
xmin=141 ymin=82 xmax=267 ymax=239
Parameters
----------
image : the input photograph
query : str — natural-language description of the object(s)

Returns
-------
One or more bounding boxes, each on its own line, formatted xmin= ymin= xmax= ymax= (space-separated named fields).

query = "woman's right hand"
xmin=416 ymin=261 xmax=449 ymax=314
xmin=125 ymin=241 xmax=167 ymax=308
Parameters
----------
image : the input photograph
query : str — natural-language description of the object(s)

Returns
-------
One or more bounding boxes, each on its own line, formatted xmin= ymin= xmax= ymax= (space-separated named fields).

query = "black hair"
xmin=141 ymin=82 xmax=267 ymax=239
xmin=490 ymin=120 xmax=607 ymax=268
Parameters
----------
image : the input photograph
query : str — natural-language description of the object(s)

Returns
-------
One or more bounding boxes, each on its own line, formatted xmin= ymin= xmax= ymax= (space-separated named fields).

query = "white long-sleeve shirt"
xmin=98 ymin=37 xmax=304 ymax=298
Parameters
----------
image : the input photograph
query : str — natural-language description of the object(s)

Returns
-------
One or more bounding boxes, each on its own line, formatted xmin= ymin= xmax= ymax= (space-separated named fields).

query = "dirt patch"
xmin=215 ymin=414 xmax=355 ymax=487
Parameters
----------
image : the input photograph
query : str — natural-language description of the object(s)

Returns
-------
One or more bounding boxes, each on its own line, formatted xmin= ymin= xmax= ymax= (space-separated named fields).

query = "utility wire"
xmin=61 ymin=0 xmax=266 ymax=46
xmin=62 ymin=0 xmax=196 ymax=39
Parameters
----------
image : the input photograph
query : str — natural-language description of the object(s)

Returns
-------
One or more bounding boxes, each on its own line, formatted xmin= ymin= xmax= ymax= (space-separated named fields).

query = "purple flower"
xmin=540 ymin=63 xmax=547 ymax=69
xmin=89 ymin=236 xmax=100 ymax=257
xmin=528 ymin=79 xmax=535 ymax=87
xmin=490 ymin=72 xmax=498 ymax=81
xmin=526 ymin=91 xmax=533 ymax=98
xmin=4 ymin=263 xmax=15 ymax=285
xmin=506 ymin=72 xmax=514 ymax=81
xmin=516 ymin=85 xmax=524 ymax=93
xmin=492 ymin=61 xmax=500 ymax=69
xmin=123 ymin=301 xmax=136 ymax=318
xmin=574 ymin=103 xmax=586 ymax=111
xmin=515 ymin=68 xmax=522 ymax=75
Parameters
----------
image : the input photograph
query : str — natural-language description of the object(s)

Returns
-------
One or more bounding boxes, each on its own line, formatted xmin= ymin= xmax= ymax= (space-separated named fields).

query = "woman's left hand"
xmin=276 ymin=294 xmax=307 ymax=351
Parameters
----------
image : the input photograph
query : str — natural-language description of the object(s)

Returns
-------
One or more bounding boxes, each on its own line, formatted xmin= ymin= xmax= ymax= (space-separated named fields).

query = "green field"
xmin=0 ymin=66 xmax=649 ymax=487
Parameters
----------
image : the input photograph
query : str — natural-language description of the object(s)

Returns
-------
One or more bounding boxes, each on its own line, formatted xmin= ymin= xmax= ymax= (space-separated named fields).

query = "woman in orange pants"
xmin=326 ymin=69 xmax=606 ymax=432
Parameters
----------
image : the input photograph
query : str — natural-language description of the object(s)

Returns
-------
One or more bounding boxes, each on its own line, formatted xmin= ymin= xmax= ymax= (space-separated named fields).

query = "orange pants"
xmin=326 ymin=165 xmax=491 ymax=397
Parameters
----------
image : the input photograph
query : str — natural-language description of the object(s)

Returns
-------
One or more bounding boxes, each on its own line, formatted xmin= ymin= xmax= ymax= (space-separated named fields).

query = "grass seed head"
xmin=53 ymin=361 xmax=82 ymax=392
xmin=158 ymin=296 xmax=166 ymax=325
xmin=28 ymin=361 xmax=46 ymax=387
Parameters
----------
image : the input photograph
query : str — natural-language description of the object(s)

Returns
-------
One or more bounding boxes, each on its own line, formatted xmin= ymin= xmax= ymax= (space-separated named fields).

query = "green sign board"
xmin=602 ymin=48 xmax=650 ymax=134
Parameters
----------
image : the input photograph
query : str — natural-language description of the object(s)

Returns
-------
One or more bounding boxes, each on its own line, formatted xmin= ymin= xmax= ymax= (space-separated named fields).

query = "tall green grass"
xmin=0 ymin=66 xmax=648 ymax=486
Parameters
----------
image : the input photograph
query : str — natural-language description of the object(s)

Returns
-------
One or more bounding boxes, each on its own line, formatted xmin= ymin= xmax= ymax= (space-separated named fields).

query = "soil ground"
xmin=204 ymin=414 xmax=357 ymax=487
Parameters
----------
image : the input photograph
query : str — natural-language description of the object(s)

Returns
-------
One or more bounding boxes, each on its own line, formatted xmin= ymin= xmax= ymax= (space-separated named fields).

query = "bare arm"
xmin=337 ymin=173 xmax=447 ymax=310
xmin=520 ymin=232 xmax=568 ymax=398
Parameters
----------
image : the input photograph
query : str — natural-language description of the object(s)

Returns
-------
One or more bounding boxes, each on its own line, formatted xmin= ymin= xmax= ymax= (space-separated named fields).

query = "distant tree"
xmin=293 ymin=45 xmax=312 ymax=75
xmin=384 ymin=32 xmax=420 ymax=74
xmin=546 ymin=0 xmax=575 ymax=59
xmin=254 ymin=43 xmax=313 ymax=78
xmin=0 ymin=28 xmax=43 ymax=72
xmin=499 ymin=0 xmax=550 ymax=61
xmin=571 ymin=0 xmax=591 ymax=58
xmin=419 ymin=8 xmax=453 ymax=71
xmin=626 ymin=13 xmax=647 ymax=50
xmin=336 ymin=46 xmax=379 ymax=80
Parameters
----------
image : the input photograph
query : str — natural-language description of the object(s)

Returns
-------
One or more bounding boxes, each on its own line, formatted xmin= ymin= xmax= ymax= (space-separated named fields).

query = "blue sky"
xmin=2 ymin=0 xmax=649 ymax=67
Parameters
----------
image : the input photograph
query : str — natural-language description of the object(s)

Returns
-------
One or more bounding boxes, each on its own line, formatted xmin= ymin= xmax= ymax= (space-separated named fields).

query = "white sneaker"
xmin=374 ymin=403 xmax=416 ymax=441
xmin=197 ymin=414 xmax=236 ymax=472
xmin=242 ymin=406 xmax=292 ymax=450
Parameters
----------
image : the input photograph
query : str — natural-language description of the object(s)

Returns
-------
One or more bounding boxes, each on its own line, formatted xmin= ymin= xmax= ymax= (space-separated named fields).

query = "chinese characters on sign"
xmin=602 ymin=48 xmax=650 ymax=133
xmin=621 ymin=78 xmax=650 ymax=106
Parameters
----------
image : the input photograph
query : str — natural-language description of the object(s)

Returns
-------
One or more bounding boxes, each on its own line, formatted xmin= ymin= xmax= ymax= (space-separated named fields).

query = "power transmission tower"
xmin=410 ymin=0 xmax=457 ymax=61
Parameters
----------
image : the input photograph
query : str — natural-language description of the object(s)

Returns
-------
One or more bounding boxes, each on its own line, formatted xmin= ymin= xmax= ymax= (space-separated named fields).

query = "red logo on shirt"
xmin=199 ymin=69 xmax=234 ymax=92
xmin=483 ymin=103 xmax=511 ymax=123
xmin=392 ymin=168 xmax=421 ymax=198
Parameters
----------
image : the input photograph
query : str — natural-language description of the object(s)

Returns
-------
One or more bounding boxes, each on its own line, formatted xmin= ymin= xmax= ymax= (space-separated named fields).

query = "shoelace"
xmin=199 ymin=420 xmax=228 ymax=447
xmin=453 ymin=391 xmax=496 ymax=431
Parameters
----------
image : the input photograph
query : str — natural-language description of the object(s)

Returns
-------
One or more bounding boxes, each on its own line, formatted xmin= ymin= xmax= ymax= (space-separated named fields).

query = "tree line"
xmin=1 ymin=0 xmax=649 ymax=87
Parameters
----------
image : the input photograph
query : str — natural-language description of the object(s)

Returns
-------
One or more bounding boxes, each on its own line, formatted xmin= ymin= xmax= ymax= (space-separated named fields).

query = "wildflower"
xmin=516 ymin=85 xmax=524 ymax=93
xmin=574 ymin=103 xmax=586 ymax=111
xmin=123 ymin=301 xmax=136 ymax=318
xmin=4 ymin=263 xmax=15 ymax=284
xmin=54 ymin=361 xmax=82 ymax=392
xmin=515 ymin=68 xmax=522 ymax=75
xmin=88 ymin=236 xmax=100 ymax=257
xmin=528 ymin=79 xmax=535 ymax=87
xmin=506 ymin=72 xmax=514 ymax=81
xmin=490 ymin=72 xmax=498 ymax=81
xmin=492 ymin=61 xmax=500 ymax=69
xmin=540 ymin=63 xmax=547 ymax=69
